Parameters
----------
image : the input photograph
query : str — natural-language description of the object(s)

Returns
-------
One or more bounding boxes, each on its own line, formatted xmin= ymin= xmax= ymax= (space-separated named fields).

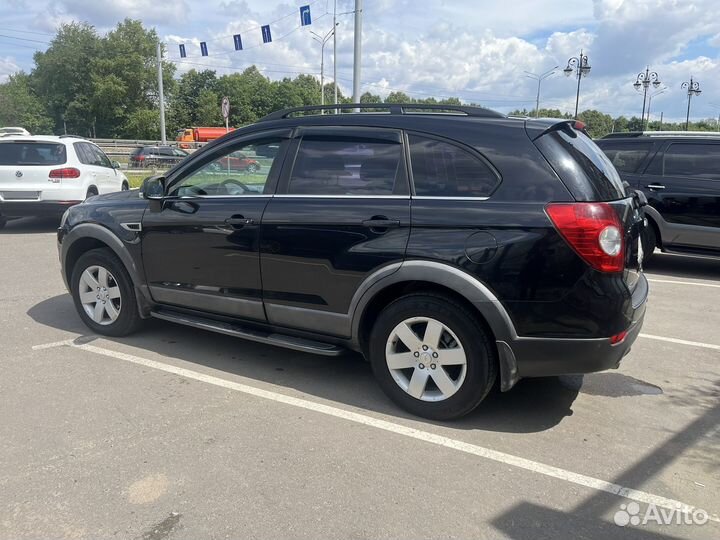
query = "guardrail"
xmin=90 ymin=138 xmax=204 ymax=158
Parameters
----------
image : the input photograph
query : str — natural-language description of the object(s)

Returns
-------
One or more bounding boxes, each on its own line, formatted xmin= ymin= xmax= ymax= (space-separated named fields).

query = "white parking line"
xmin=33 ymin=339 xmax=719 ymax=522
xmin=647 ymin=278 xmax=720 ymax=289
xmin=639 ymin=333 xmax=720 ymax=351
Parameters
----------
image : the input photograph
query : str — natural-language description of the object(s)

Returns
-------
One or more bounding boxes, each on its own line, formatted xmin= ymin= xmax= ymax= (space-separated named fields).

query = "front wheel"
xmin=70 ymin=248 xmax=142 ymax=336
xmin=369 ymin=293 xmax=497 ymax=420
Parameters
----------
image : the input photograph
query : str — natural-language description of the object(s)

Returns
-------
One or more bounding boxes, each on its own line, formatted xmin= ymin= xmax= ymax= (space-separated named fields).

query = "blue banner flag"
xmin=200 ymin=41 xmax=208 ymax=56
xmin=261 ymin=25 xmax=272 ymax=43
xmin=233 ymin=34 xmax=243 ymax=51
xmin=179 ymin=44 xmax=186 ymax=58
xmin=300 ymin=5 xmax=312 ymax=26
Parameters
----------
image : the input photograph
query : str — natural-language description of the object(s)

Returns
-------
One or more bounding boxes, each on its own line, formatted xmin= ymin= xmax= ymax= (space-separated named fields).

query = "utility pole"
xmin=659 ymin=111 xmax=663 ymax=131
xmin=156 ymin=41 xmax=166 ymax=144
xmin=524 ymin=66 xmax=558 ymax=118
xmin=333 ymin=0 xmax=338 ymax=111
xmin=352 ymin=0 xmax=363 ymax=107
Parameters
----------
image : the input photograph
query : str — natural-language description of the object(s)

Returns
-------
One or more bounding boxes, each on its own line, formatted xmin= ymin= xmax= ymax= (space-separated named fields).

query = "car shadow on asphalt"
xmin=0 ymin=217 xmax=61 ymax=234
xmin=645 ymin=252 xmax=720 ymax=280
xmin=28 ymin=293 xmax=581 ymax=434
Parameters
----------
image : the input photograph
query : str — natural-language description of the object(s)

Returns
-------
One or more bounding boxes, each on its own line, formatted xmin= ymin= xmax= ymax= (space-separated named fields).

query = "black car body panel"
xmin=58 ymin=106 xmax=648 ymax=392
xmin=596 ymin=134 xmax=720 ymax=256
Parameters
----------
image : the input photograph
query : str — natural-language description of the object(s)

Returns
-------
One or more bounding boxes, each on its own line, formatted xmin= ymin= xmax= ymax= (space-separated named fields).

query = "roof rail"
xmin=59 ymin=134 xmax=86 ymax=139
xmin=258 ymin=103 xmax=505 ymax=122
xmin=602 ymin=130 xmax=720 ymax=139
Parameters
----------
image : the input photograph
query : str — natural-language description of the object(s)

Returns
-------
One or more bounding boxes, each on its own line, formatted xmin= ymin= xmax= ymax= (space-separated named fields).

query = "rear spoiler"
xmin=525 ymin=119 xmax=588 ymax=141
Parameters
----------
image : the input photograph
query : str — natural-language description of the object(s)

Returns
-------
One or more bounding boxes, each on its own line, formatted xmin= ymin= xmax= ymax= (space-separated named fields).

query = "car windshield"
xmin=0 ymin=142 xmax=67 ymax=165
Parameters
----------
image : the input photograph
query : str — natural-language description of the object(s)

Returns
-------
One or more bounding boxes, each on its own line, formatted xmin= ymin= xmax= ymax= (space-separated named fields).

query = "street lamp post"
xmin=633 ymin=67 xmax=661 ymax=130
xmin=524 ymin=66 xmax=558 ymax=118
xmin=564 ymin=50 xmax=591 ymax=118
xmin=311 ymin=25 xmax=337 ymax=113
xmin=681 ymin=77 xmax=702 ymax=130
xmin=645 ymin=87 xmax=667 ymax=130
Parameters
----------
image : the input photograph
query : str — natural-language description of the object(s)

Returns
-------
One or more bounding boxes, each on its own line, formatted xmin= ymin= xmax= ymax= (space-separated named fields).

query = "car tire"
xmin=70 ymin=248 xmax=142 ymax=337
xmin=246 ymin=163 xmax=259 ymax=173
xmin=0 ymin=216 xmax=6 ymax=230
xmin=641 ymin=221 xmax=657 ymax=265
xmin=121 ymin=182 xmax=129 ymax=191
xmin=369 ymin=293 xmax=497 ymax=420
xmin=85 ymin=187 xmax=98 ymax=200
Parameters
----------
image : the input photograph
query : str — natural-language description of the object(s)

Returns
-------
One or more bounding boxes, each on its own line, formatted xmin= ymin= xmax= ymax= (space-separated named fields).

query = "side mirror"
xmin=141 ymin=175 xmax=166 ymax=200
xmin=111 ymin=160 xmax=121 ymax=169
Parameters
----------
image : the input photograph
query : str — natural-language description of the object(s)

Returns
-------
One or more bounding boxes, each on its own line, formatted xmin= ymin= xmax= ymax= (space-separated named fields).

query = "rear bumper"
xmin=0 ymin=200 xmax=81 ymax=217
xmin=498 ymin=273 xmax=648 ymax=389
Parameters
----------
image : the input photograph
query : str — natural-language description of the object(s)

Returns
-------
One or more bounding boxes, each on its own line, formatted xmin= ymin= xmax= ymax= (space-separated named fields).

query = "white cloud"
xmin=0 ymin=57 xmax=21 ymax=83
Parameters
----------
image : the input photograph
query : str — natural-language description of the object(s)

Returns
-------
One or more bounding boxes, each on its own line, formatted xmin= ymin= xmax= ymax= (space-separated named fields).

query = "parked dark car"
xmin=129 ymin=145 xmax=189 ymax=168
xmin=596 ymin=131 xmax=720 ymax=261
xmin=57 ymin=104 xmax=648 ymax=420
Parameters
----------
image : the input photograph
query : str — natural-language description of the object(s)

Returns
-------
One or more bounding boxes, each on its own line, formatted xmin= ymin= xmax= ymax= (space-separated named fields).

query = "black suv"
xmin=596 ymin=132 xmax=720 ymax=261
xmin=57 ymin=104 xmax=648 ymax=420
xmin=129 ymin=145 xmax=189 ymax=168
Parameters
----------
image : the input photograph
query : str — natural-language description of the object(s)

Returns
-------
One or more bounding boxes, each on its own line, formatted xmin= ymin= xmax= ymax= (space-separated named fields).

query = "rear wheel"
xmin=121 ymin=182 xmax=129 ymax=191
xmin=85 ymin=187 xmax=98 ymax=200
xmin=369 ymin=293 xmax=497 ymax=420
xmin=70 ymin=248 xmax=142 ymax=336
xmin=641 ymin=220 xmax=657 ymax=264
xmin=246 ymin=163 xmax=260 ymax=173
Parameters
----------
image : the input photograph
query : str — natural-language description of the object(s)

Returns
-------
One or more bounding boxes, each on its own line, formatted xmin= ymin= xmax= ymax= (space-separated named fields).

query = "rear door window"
xmin=89 ymin=145 xmax=112 ymax=167
xmin=663 ymin=143 xmax=720 ymax=179
xmin=596 ymin=141 xmax=653 ymax=173
xmin=408 ymin=135 xmax=499 ymax=197
xmin=287 ymin=132 xmax=404 ymax=196
xmin=0 ymin=142 xmax=67 ymax=165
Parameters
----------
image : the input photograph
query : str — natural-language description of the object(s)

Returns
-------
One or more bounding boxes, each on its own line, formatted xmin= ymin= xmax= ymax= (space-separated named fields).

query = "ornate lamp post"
xmin=633 ymin=67 xmax=661 ymax=129
xmin=564 ymin=50 xmax=591 ymax=118
xmin=681 ymin=77 xmax=702 ymax=130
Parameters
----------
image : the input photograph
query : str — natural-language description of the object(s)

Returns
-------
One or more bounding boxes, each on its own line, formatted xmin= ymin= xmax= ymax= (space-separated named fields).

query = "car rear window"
xmin=0 ymin=142 xmax=67 ymax=166
xmin=596 ymin=141 xmax=653 ymax=174
xmin=536 ymin=127 xmax=627 ymax=201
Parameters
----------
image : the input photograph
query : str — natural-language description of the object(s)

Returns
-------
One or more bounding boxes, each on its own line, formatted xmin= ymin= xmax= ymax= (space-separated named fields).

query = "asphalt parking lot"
xmin=1 ymin=216 xmax=718 ymax=540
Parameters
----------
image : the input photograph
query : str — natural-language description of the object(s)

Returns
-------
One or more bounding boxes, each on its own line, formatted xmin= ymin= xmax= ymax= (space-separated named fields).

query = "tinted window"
xmin=74 ymin=142 xmax=92 ymax=164
xmin=159 ymin=147 xmax=174 ymax=156
xmin=664 ymin=143 xmax=720 ymax=179
xmin=288 ymin=137 xmax=401 ymax=195
xmin=596 ymin=141 xmax=652 ymax=173
xmin=171 ymin=138 xmax=282 ymax=197
xmin=408 ymin=135 xmax=499 ymax=197
xmin=0 ymin=142 xmax=67 ymax=165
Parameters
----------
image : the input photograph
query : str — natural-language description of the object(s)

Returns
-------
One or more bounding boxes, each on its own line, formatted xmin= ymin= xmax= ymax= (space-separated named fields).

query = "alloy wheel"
xmin=385 ymin=317 xmax=467 ymax=402
xmin=78 ymin=265 xmax=122 ymax=325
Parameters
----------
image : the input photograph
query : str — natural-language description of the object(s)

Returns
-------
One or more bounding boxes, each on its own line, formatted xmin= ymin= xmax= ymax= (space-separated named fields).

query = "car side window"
xmin=169 ymin=138 xmax=281 ymax=197
xmin=90 ymin=145 xmax=112 ymax=168
xmin=408 ymin=135 xmax=499 ymax=197
xmin=74 ymin=142 xmax=93 ymax=165
xmin=664 ymin=143 xmax=720 ymax=180
xmin=597 ymin=142 xmax=653 ymax=174
xmin=287 ymin=136 xmax=402 ymax=195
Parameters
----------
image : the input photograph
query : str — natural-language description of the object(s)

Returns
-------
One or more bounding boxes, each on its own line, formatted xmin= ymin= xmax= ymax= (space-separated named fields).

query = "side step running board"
xmin=150 ymin=309 xmax=345 ymax=357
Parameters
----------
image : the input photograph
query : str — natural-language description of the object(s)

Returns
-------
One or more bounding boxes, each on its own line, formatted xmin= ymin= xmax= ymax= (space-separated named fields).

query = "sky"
xmin=2 ymin=0 xmax=720 ymax=122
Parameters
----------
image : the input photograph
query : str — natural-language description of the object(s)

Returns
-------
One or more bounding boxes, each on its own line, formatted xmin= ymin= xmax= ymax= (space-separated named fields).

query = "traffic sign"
xmin=221 ymin=97 xmax=230 ymax=119
xmin=300 ymin=5 xmax=312 ymax=26
xmin=261 ymin=25 xmax=272 ymax=43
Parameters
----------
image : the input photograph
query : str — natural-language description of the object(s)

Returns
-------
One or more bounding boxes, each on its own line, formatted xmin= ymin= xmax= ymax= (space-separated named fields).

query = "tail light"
xmin=49 ymin=167 xmax=81 ymax=179
xmin=135 ymin=155 xmax=145 ymax=161
xmin=546 ymin=202 xmax=624 ymax=273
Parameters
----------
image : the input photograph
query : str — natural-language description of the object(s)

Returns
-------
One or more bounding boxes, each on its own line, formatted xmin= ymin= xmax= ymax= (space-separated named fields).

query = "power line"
xmin=0 ymin=33 xmax=51 ymax=44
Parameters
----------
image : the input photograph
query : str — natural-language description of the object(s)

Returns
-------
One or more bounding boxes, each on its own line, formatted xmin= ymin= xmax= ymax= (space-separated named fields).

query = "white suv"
xmin=0 ymin=136 xmax=129 ymax=228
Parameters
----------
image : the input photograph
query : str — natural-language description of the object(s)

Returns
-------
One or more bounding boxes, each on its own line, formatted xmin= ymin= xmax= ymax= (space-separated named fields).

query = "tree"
xmin=168 ymin=69 xmax=218 ymax=131
xmin=0 ymin=73 xmax=53 ymax=134
xmin=384 ymin=91 xmax=412 ymax=103
xmin=32 ymin=22 xmax=101 ymax=135
xmin=577 ymin=109 xmax=614 ymax=138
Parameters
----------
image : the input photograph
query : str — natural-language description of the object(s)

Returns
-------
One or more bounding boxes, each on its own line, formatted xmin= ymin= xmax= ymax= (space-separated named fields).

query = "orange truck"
xmin=176 ymin=127 xmax=234 ymax=148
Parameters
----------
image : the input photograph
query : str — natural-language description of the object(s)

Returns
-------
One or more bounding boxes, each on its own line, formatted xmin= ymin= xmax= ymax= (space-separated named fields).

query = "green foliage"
xmin=0 ymin=73 xmax=53 ymax=134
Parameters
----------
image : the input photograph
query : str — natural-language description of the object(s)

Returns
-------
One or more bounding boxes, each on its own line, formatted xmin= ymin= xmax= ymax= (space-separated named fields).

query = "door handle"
xmin=646 ymin=184 xmax=666 ymax=190
xmin=362 ymin=216 xmax=400 ymax=230
xmin=224 ymin=215 xmax=255 ymax=228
